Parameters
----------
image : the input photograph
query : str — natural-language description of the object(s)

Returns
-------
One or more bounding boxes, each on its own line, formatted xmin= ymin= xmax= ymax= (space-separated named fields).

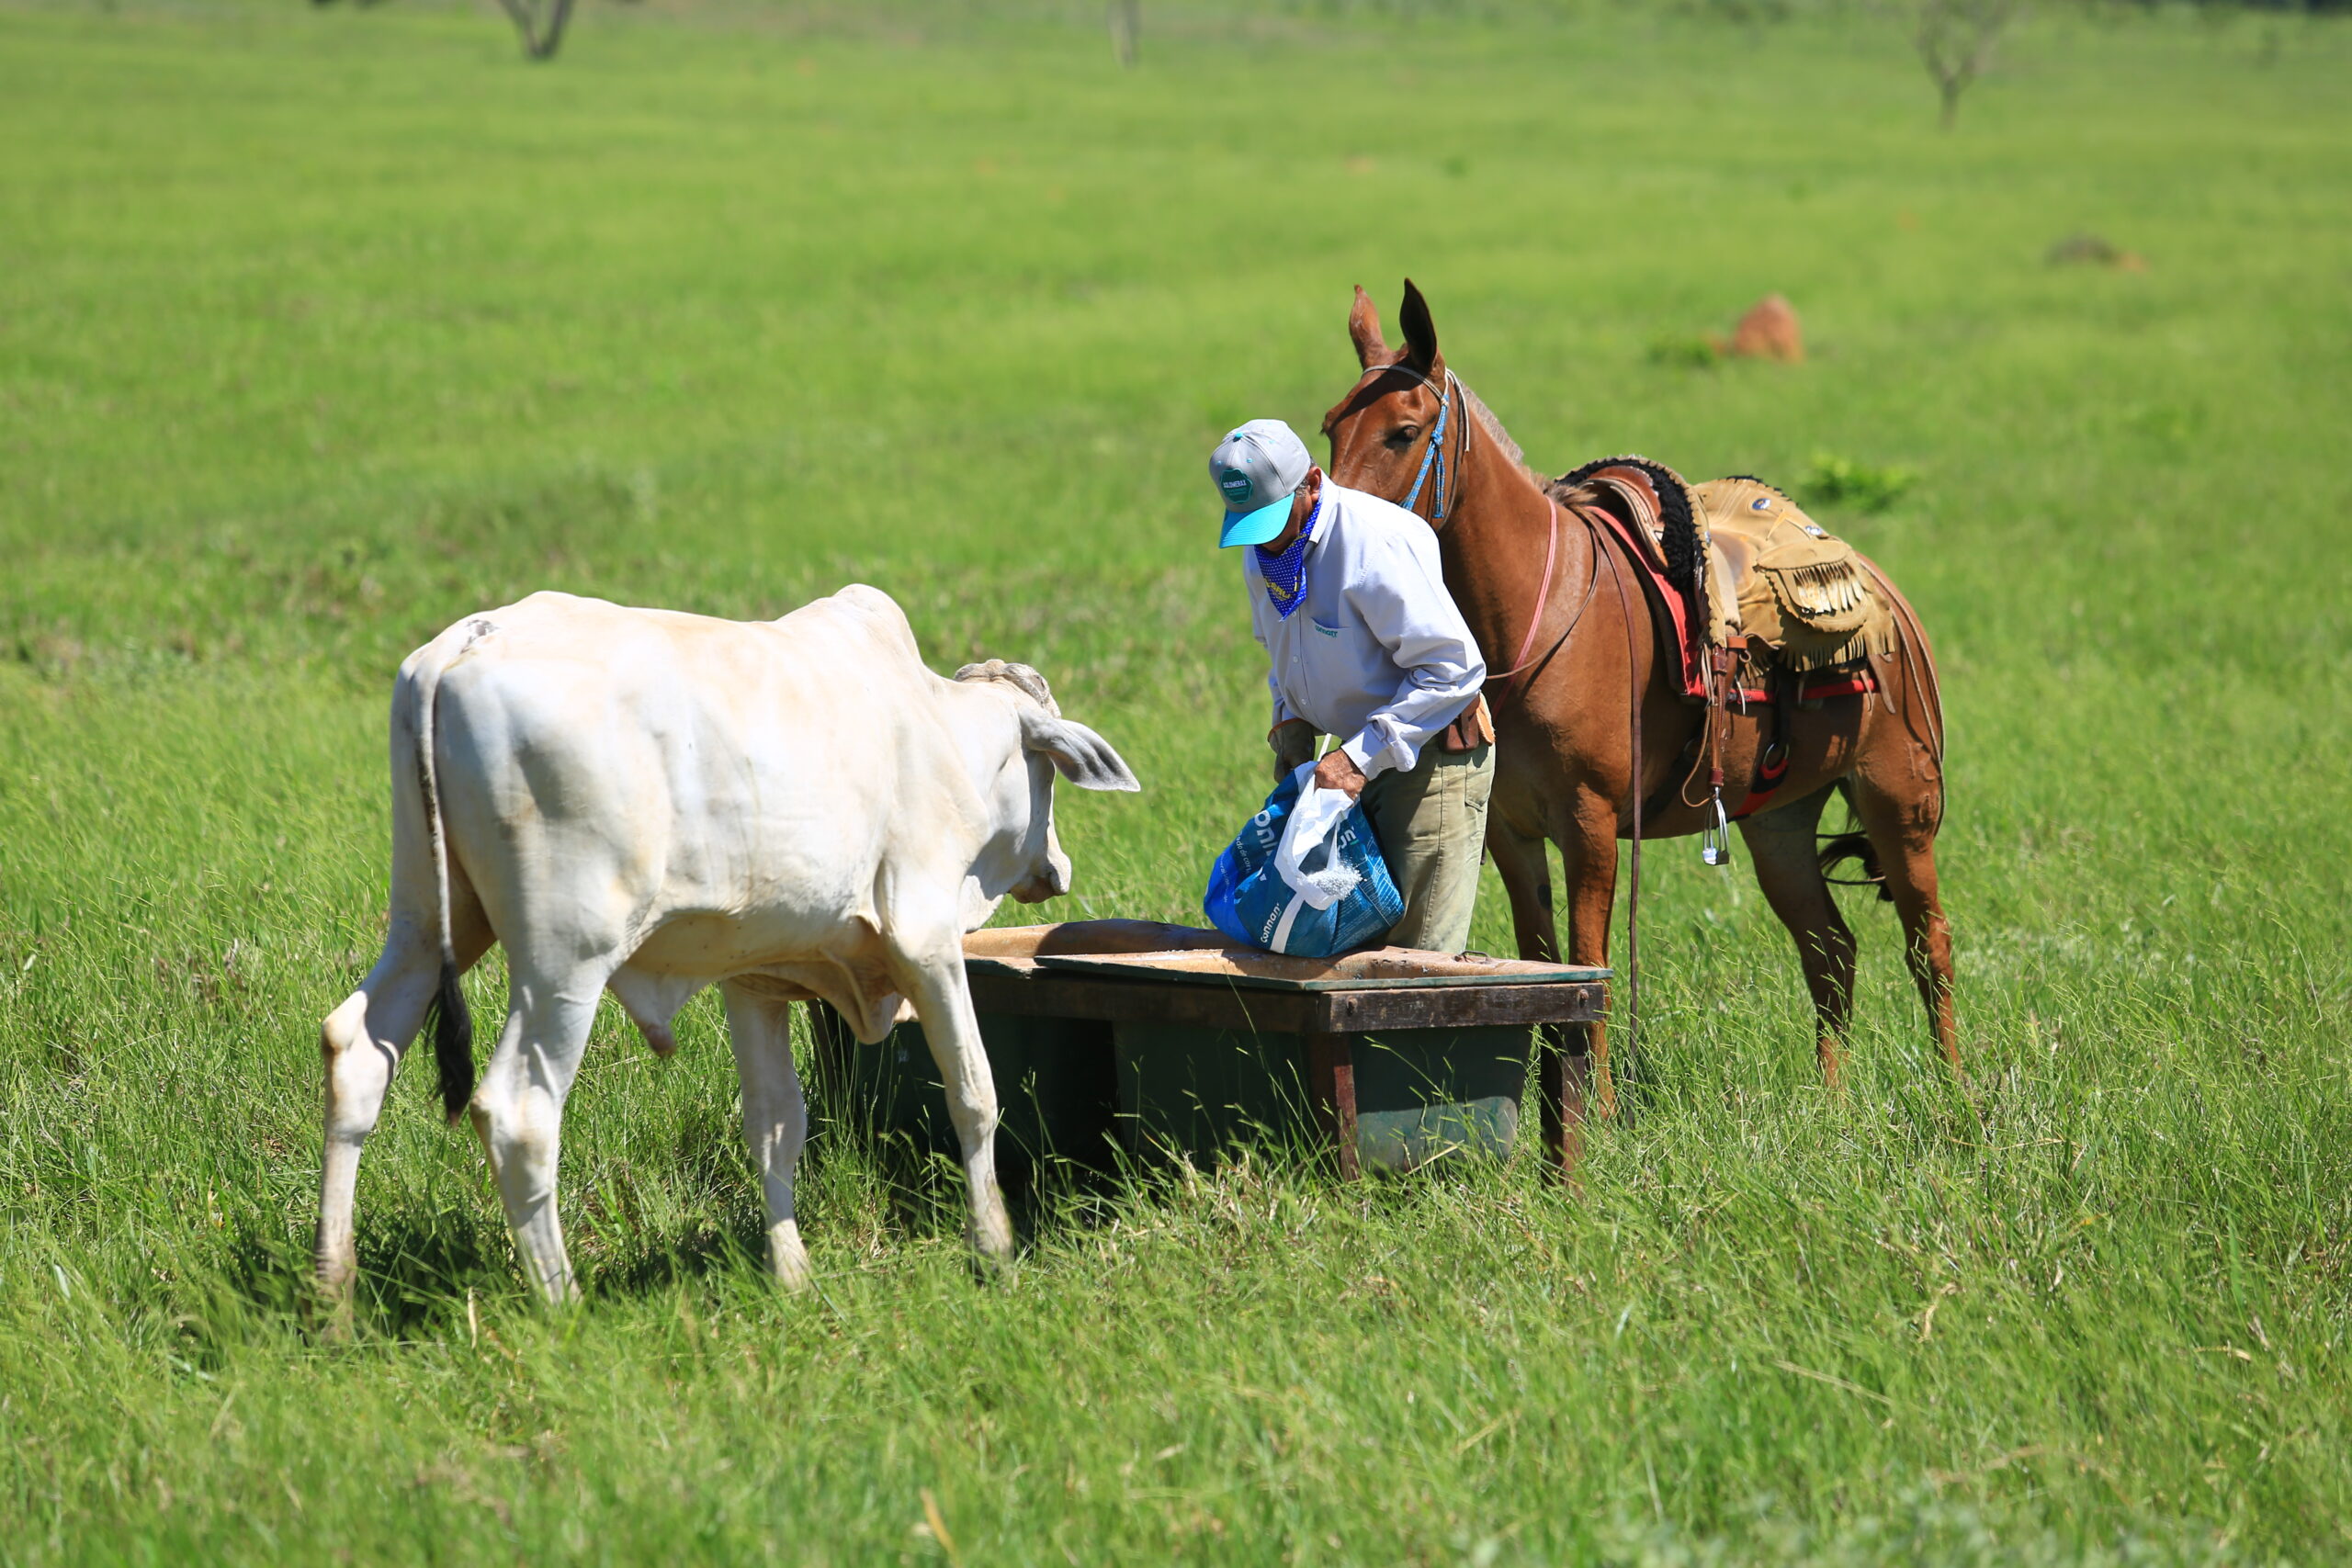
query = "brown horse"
xmin=1321 ymin=283 xmax=1955 ymax=1154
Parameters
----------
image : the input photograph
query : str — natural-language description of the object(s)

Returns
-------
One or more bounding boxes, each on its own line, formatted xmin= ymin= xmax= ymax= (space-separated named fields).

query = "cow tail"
xmin=412 ymin=646 xmax=476 ymax=1124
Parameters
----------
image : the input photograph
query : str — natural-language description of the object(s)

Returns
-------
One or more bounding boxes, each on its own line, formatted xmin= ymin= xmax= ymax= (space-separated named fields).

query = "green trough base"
xmin=824 ymin=1011 xmax=1530 ymax=1176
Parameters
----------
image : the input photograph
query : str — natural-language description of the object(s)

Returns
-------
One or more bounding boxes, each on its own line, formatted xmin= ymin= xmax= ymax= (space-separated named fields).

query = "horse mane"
xmin=1453 ymin=375 xmax=1539 ymax=482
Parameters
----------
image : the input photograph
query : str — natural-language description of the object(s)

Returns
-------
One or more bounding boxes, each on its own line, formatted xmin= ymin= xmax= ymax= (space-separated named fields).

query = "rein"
xmin=1483 ymin=498 xmax=1560 ymax=699
xmin=1589 ymin=515 xmax=1644 ymax=1071
xmin=1340 ymin=361 xmax=1644 ymax=1077
xmin=1487 ymin=495 xmax=1643 ymax=1068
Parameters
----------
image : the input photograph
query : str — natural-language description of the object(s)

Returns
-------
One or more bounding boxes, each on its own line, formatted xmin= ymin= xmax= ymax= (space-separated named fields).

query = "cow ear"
xmin=1020 ymin=708 xmax=1141 ymax=793
xmin=1399 ymin=278 xmax=1438 ymax=371
xmin=1348 ymin=285 xmax=1388 ymax=369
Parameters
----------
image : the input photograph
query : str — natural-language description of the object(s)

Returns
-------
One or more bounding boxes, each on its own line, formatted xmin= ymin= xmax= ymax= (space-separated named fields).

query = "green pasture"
xmin=3 ymin=0 xmax=2349 ymax=1561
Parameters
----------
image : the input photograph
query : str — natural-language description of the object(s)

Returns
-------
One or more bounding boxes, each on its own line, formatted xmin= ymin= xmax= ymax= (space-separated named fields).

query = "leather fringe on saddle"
xmin=1700 ymin=476 xmax=1898 ymax=679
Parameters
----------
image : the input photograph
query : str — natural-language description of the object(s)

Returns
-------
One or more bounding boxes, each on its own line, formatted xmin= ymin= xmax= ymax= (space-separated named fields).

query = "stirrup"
xmin=1700 ymin=791 xmax=1734 ymax=867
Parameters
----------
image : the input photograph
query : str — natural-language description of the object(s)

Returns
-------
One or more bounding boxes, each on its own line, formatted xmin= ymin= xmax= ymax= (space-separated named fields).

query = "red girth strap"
xmin=1727 ymin=666 xmax=1880 ymax=818
xmin=1733 ymin=668 xmax=1880 ymax=706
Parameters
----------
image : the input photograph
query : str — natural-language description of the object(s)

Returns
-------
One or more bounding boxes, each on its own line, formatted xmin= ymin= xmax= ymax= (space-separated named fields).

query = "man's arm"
xmin=1336 ymin=530 xmax=1486 ymax=782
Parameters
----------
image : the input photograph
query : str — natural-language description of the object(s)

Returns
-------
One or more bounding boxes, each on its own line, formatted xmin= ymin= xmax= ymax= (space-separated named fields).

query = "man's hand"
xmin=1313 ymin=748 xmax=1367 ymax=799
xmin=1269 ymin=719 xmax=1317 ymax=783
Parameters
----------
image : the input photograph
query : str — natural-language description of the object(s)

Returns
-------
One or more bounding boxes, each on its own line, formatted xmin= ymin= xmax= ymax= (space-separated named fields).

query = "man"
xmin=1211 ymin=418 xmax=1495 ymax=953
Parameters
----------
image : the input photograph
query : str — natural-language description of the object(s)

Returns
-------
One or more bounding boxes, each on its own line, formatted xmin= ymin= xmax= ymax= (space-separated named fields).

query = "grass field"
xmin=4 ymin=0 xmax=2351 ymax=1561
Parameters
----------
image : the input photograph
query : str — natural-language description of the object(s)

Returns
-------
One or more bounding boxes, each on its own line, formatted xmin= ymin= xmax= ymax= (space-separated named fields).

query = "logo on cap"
xmin=1216 ymin=468 xmax=1253 ymax=505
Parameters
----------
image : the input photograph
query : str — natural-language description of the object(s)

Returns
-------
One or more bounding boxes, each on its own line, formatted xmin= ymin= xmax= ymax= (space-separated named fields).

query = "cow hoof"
xmin=530 ymin=1274 xmax=582 ymax=1310
xmin=313 ymin=1296 xmax=357 ymax=1343
xmin=768 ymin=1221 xmax=813 ymax=1292
xmin=967 ymin=1223 xmax=1017 ymax=1282
xmin=308 ymin=1268 xmax=358 ymax=1341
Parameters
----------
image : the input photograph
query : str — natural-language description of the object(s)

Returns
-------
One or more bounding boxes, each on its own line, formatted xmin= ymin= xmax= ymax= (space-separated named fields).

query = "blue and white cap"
xmin=1210 ymin=419 xmax=1312 ymax=548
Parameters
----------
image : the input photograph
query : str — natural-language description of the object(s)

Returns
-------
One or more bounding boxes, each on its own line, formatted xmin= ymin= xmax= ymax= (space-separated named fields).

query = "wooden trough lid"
xmin=956 ymin=921 xmax=1608 ymax=1033
xmin=1030 ymin=947 xmax=1606 ymax=991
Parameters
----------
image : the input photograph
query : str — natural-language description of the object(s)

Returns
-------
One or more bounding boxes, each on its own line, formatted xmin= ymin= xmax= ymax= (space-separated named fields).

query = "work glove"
xmin=1268 ymin=719 xmax=1317 ymax=784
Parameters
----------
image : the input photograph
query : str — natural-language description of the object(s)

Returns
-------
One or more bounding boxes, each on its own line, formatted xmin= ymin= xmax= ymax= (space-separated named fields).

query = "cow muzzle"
xmin=1011 ymin=848 xmax=1072 ymax=905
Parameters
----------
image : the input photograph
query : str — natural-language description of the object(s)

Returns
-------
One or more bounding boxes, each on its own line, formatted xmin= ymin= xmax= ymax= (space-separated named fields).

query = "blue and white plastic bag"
xmin=1203 ymin=763 xmax=1404 ymax=957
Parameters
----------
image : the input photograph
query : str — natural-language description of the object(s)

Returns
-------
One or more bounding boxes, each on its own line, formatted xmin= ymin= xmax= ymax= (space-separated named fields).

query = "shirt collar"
xmin=1253 ymin=491 xmax=1326 ymax=564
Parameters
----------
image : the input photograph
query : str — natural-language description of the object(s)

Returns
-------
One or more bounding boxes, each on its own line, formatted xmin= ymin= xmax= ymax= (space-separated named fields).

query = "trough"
xmin=810 ymin=920 xmax=1610 ymax=1178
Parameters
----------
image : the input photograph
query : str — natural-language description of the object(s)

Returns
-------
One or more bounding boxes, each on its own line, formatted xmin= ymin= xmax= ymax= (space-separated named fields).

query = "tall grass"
xmin=1 ymin=1 xmax=2347 ymax=1561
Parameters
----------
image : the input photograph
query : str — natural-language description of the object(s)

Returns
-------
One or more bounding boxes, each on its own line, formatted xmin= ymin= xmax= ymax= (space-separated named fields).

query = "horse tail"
xmin=1818 ymin=780 xmax=1892 ymax=903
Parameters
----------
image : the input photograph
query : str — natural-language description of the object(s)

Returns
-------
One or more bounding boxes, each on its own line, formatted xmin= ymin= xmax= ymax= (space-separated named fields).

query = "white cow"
xmin=313 ymin=586 xmax=1138 ymax=1303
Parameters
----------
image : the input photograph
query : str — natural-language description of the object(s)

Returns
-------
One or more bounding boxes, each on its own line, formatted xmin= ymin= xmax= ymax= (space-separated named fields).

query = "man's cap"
xmin=1210 ymin=419 xmax=1312 ymax=548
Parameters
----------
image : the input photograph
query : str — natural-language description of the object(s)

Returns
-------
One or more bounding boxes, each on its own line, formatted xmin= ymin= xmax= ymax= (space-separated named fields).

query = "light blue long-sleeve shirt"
xmin=1244 ymin=480 xmax=1486 ymax=781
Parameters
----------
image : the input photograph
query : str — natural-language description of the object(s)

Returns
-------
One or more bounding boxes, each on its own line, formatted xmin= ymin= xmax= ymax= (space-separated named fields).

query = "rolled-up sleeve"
xmin=1335 ymin=531 xmax=1486 ymax=779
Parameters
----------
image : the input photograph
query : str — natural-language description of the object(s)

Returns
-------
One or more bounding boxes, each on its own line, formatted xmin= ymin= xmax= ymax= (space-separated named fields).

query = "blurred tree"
xmin=493 ymin=0 xmax=577 ymax=60
xmin=310 ymin=0 xmax=578 ymax=60
xmin=1916 ymin=0 xmax=2022 ymax=128
xmin=1110 ymin=0 xmax=1140 ymax=66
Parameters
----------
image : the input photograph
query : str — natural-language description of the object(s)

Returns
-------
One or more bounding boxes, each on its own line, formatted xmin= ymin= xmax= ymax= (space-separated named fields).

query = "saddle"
xmin=1546 ymin=457 xmax=1899 ymax=838
xmin=1546 ymin=457 xmax=1895 ymax=703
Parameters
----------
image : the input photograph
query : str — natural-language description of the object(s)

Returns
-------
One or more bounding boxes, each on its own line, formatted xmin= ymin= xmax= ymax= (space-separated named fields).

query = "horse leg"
xmin=1491 ymin=822 xmax=1586 ymax=1175
xmin=1555 ymin=800 xmax=1622 ymax=1117
xmin=1850 ymin=775 xmax=1960 ymax=1070
xmin=1490 ymin=820 xmax=1560 ymax=964
xmin=1737 ymin=785 xmax=1857 ymax=1087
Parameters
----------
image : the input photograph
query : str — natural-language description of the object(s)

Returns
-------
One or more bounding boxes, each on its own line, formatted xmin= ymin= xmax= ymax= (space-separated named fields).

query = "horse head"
xmin=1318 ymin=280 xmax=1459 ymax=520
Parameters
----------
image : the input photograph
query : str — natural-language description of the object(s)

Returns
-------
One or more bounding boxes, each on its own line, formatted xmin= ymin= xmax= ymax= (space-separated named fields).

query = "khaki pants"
xmin=1360 ymin=741 xmax=1494 ymax=954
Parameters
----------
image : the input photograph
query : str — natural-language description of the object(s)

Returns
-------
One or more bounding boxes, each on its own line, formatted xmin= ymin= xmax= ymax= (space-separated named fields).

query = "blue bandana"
xmin=1255 ymin=497 xmax=1320 ymax=618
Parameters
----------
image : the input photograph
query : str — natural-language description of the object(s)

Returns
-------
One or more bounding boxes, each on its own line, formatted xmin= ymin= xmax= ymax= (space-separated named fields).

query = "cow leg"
xmin=468 ymin=965 xmax=605 ymax=1305
xmin=718 ymin=981 xmax=813 ymax=1291
xmin=1737 ymin=786 xmax=1857 ymax=1087
xmin=315 ymin=923 xmax=437 ymax=1301
xmin=315 ymin=898 xmax=492 ymax=1303
xmin=899 ymin=941 xmax=1013 ymax=1269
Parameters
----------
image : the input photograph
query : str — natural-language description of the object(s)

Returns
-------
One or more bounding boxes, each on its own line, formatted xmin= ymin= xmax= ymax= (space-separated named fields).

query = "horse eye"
xmin=1386 ymin=425 xmax=1419 ymax=449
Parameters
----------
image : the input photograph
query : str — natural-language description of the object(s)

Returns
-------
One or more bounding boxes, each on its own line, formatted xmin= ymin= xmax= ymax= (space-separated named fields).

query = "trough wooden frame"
xmin=815 ymin=960 xmax=1610 ymax=1179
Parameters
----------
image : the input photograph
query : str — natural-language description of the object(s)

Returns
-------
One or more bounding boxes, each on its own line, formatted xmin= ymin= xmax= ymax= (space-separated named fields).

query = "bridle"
xmin=1339 ymin=358 xmax=1573 ymax=702
xmin=1337 ymin=360 xmax=1475 ymax=532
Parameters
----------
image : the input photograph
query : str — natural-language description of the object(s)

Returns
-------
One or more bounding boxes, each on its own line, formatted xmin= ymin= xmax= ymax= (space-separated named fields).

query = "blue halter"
xmin=1399 ymin=382 xmax=1451 ymax=522
xmin=1355 ymin=365 xmax=1470 ymax=530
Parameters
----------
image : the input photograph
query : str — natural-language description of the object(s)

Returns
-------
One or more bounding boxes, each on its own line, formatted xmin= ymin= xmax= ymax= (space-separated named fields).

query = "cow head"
xmin=954 ymin=660 xmax=1139 ymax=918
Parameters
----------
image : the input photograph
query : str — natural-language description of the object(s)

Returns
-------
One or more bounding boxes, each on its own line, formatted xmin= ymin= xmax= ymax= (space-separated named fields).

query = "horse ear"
xmin=1348 ymin=285 xmax=1388 ymax=368
xmin=1392 ymin=276 xmax=1430 ymax=368
xmin=1398 ymin=279 xmax=1439 ymax=370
